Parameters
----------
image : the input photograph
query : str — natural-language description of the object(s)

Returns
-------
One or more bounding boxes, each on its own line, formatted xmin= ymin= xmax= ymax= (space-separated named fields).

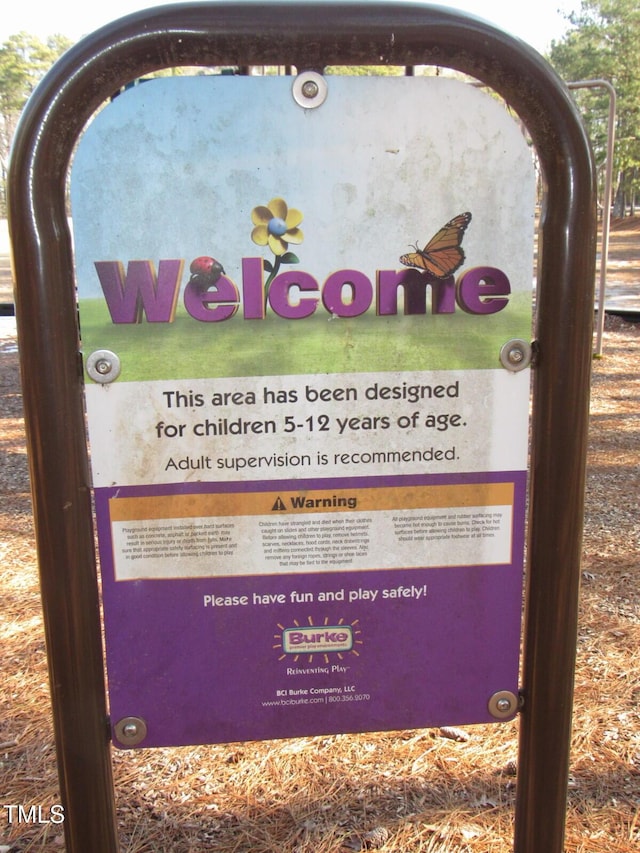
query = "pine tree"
xmin=548 ymin=0 xmax=640 ymax=215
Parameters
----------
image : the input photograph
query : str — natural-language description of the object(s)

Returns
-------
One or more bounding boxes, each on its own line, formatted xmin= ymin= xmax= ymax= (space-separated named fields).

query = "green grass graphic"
xmin=79 ymin=296 xmax=533 ymax=383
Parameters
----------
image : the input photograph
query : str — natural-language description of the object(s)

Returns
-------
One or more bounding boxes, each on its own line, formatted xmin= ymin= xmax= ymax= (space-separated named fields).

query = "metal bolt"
xmin=86 ymin=349 xmax=121 ymax=384
xmin=507 ymin=347 xmax=524 ymax=364
xmin=488 ymin=690 xmax=519 ymax=719
xmin=301 ymin=79 xmax=319 ymax=99
xmin=292 ymin=71 xmax=328 ymax=109
xmin=499 ymin=339 xmax=532 ymax=372
xmin=114 ymin=715 xmax=147 ymax=746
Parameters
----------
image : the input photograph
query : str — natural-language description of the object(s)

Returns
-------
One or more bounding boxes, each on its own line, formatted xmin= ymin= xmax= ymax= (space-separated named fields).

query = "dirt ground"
xmin=0 ymin=222 xmax=638 ymax=851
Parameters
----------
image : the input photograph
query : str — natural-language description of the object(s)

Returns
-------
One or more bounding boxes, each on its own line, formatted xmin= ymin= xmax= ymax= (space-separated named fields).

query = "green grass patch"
xmin=79 ymin=296 xmax=533 ymax=383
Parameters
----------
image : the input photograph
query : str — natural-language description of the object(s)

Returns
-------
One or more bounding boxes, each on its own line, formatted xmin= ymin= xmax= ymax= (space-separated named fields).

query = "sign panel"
xmin=71 ymin=74 xmax=534 ymax=747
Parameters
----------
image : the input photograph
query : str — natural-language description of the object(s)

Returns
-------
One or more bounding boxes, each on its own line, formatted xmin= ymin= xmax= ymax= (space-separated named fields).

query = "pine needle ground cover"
xmin=1 ymin=224 xmax=638 ymax=852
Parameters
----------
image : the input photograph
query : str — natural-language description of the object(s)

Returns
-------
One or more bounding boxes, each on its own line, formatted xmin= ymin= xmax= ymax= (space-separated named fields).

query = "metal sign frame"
xmin=567 ymin=78 xmax=616 ymax=357
xmin=7 ymin=4 xmax=596 ymax=852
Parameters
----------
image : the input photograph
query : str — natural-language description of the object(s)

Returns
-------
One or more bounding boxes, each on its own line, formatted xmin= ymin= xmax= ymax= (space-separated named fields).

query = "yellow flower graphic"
xmin=251 ymin=197 xmax=304 ymax=257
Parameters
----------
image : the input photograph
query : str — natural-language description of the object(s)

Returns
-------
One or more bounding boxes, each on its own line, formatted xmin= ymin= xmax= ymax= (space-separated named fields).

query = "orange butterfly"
xmin=400 ymin=212 xmax=472 ymax=278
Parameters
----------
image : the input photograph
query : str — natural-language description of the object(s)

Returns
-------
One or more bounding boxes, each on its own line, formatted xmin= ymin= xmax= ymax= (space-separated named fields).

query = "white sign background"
xmin=85 ymin=368 xmax=529 ymax=487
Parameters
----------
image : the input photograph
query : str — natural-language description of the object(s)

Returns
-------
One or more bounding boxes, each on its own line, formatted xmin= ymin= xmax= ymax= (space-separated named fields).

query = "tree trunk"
xmin=613 ymin=171 xmax=625 ymax=218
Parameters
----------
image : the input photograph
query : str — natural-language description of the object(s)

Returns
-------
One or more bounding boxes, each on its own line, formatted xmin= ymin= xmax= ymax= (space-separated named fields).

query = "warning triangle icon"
xmin=272 ymin=496 xmax=287 ymax=512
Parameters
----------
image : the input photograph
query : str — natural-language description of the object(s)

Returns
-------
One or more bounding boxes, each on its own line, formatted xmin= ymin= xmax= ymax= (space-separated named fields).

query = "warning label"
xmin=109 ymin=480 xmax=514 ymax=580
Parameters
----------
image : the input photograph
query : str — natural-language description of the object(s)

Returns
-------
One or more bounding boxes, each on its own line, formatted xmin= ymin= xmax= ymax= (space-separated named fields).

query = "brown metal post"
xmin=8 ymin=72 xmax=120 ymax=853
xmin=8 ymin=4 xmax=595 ymax=851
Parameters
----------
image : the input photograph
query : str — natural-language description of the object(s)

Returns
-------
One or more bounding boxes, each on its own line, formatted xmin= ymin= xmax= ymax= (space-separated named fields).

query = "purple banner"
xmin=98 ymin=471 xmax=526 ymax=748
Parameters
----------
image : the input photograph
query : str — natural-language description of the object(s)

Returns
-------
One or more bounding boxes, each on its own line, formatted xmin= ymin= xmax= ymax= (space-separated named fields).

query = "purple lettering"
xmin=269 ymin=270 xmax=319 ymax=319
xmin=241 ymin=258 xmax=266 ymax=319
xmin=183 ymin=275 xmax=239 ymax=321
xmin=377 ymin=269 xmax=456 ymax=315
xmin=95 ymin=256 xmax=513 ymax=324
xmin=322 ymin=270 xmax=372 ymax=317
xmin=456 ymin=266 xmax=511 ymax=314
xmin=95 ymin=259 xmax=183 ymax=323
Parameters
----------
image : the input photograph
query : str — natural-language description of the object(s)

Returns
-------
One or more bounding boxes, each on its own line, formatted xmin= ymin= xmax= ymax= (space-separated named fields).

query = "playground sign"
xmin=10 ymin=4 xmax=598 ymax=850
xmin=71 ymin=72 xmax=535 ymax=748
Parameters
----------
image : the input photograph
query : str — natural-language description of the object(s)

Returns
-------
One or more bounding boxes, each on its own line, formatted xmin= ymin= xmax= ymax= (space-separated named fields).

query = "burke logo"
xmin=282 ymin=625 xmax=354 ymax=654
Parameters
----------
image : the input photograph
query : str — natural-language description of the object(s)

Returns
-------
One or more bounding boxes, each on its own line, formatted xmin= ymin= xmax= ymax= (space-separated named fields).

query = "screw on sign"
xmin=85 ymin=349 xmax=121 ymax=384
xmin=499 ymin=339 xmax=532 ymax=372
xmin=301 ymin=79 xmax=319 ymax=98
xmin=114 ymin=716 xmax=147 ymax=746
xmin=488 ymin=690 xmax=520 ymax=719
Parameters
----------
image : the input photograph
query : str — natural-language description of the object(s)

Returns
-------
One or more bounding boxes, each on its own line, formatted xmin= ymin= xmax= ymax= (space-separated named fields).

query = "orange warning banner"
xmin=109 ymin=482 xmax=513 ymax=522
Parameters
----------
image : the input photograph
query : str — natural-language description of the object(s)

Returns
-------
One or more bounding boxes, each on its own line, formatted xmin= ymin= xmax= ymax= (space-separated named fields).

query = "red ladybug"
xmin=189 ymin=256 xmax=225 ymax=290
